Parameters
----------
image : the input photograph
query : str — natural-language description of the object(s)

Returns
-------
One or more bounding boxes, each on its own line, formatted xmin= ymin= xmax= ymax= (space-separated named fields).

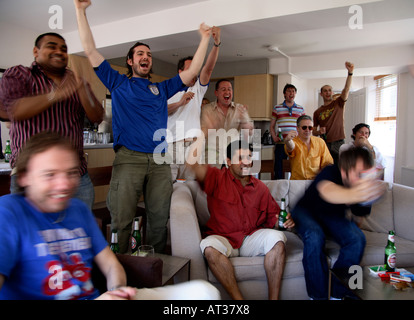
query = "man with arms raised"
xmin=167 ymin=26 xmax=221 ymax=180
xmin=313 ymin=61 xmax=354 ymax=164
xmin=74 ymin=0 xmax=211 ymax=253
xmin=186 ymin=123 xmax=294 ymax=299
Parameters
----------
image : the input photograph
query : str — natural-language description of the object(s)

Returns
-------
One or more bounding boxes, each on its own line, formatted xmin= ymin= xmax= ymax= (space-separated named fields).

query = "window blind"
xmin=374 ymin=74 xmax=397 ymax=121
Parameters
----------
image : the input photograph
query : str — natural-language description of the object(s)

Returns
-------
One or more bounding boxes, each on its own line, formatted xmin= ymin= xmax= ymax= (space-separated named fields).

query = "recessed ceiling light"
xmin=236 ymin=53 xmax=243 ymax=57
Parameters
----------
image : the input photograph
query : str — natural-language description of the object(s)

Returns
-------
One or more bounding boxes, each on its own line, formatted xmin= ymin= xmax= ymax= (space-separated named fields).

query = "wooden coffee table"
xmin=330 ymin=266 xmax=414 ymax=300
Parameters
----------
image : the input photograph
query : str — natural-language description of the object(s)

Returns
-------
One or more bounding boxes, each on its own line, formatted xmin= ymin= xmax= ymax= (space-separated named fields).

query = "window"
xmin=374 ymin=74 xmax=397 ymax=121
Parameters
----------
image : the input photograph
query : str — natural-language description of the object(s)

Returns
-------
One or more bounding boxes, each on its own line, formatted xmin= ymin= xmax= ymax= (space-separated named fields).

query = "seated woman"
xmin=339 ymin=123 xmax=386 ymax=179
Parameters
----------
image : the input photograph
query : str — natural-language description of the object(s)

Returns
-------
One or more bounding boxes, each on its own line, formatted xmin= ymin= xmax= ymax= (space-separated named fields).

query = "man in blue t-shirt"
xmin=291 ymin=147 xmax=386 ymax=300
xmin=74 ymin=0 xmax=212 ymax=253
xmin=0 ymin=132 xmax=134 ymax=300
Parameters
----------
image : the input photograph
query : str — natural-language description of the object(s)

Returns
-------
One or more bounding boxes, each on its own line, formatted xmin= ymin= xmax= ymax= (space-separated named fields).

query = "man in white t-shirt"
xmin=167 ymin=27 xmax=221 ymax=180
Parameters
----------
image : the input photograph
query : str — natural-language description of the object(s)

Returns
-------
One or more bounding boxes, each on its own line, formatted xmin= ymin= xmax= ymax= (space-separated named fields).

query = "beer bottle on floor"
xmin=384 ymin=230 xmax=396 ymax=272
xmin=131 ymin=218 xmax=141 ymax=256
xmin=278 ymin=198 xmax=288 ymax=230
xmin=110 ymin=229 xmax=119 ymax=254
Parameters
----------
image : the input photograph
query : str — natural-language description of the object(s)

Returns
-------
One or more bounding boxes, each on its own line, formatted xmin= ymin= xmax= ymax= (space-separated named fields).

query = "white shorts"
xmin=200 ymin=228 xmax=286 ymax=258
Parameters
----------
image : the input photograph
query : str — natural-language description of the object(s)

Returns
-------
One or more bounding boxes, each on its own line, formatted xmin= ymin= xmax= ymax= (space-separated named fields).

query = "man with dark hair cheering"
xmin=74 ymin=0 xmax=211 ymax=253
xmin=0 ymin=31 xmax=104 ymax=209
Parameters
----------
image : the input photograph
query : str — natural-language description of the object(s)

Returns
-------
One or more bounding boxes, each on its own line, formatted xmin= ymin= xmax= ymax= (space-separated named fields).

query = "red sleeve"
xmin=199 ymin=165 xmax=221 ymax=197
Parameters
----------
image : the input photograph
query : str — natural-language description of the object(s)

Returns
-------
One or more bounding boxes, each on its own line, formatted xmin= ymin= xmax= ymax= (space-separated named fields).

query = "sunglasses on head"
xmin=301 ymin=126 xmax=313 ymax=131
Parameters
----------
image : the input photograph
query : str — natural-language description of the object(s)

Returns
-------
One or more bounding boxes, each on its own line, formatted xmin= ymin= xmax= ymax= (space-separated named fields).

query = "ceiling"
xmin=1 ymin=0 xmax=413 ymax=76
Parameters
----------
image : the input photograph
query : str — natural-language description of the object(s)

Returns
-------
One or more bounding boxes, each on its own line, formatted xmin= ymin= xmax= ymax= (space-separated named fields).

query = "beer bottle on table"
xmin=131 ymin=218 xmax=141 ymax=256
xmin=4 ymin=140 xmax=11 ymax=163
xmin=384 ymin=230 xmax=396 ymax=272
xmin=278 ymin=198 xmax=288 ymax=230
xmin=110 ymin=230 xmax=119 ymax=254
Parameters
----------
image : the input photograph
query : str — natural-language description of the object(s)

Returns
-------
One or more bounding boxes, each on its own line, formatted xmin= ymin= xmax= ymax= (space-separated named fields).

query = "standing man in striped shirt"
xmin=0 ymin=32 xmax=104 ymax=209
xmin=270 ymin=84 xmax=305 ymax=180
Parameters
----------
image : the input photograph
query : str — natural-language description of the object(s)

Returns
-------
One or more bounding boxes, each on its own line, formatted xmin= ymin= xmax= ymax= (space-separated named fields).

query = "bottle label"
xmin=131 ymin=237 xmax=137 ymax=250
xmin=387 ymin=253 xmax=396 ymax=268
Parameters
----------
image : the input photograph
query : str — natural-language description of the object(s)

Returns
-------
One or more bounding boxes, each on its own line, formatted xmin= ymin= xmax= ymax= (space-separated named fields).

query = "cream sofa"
xmin=169 ymin=179 xmax=414 ymax=300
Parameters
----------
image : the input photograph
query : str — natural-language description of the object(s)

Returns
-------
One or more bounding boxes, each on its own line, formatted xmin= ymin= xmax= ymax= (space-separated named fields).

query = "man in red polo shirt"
xmin=187 ymin=137 xmax=295 ymax=300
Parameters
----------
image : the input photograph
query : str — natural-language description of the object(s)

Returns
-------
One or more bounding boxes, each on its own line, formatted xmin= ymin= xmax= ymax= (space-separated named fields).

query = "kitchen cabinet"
xmin=233 ymin=74 xmax=274 ymax=120
xmin=84 ymin=145 xmax=115 ymax=206
xmin=259 ymin=145 xmax=274 ymax=180
xmin=68 ymin=54 xmax=107 ymax=107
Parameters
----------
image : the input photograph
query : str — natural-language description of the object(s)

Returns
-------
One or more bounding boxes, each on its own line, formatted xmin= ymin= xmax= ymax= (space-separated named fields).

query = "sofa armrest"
xmin=170 ymin=182 xmax=208 ymax=281
xmin=92 ymin=254 xmax=163 ymax=293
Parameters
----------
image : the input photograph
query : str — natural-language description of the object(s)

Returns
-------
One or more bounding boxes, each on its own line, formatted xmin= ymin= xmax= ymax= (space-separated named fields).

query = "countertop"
xmin=83 ymin=143 xmax=113 ymax=150
xmin=0 ymin=160 xmax=11 ymax=175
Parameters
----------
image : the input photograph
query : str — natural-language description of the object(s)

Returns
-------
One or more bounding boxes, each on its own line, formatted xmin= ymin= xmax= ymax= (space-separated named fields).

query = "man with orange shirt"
xmin=284 ymin=115 xmax=333 ymax=180
xmin=312 ymin=62 xmax=354 ymax=164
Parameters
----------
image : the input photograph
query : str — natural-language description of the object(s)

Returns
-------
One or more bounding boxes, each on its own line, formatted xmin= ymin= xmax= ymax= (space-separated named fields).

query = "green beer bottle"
xmin=110 ymin=229 xmax=119 ymax=254
xmin=278 ymin=198 xmax=288 ymax=230
xmin=384 ymin=230 xmax=396 ymax=272
xmin=4 ymin=140 xmax=11 ymax=163
xmin=277 ymin=128 xmax=283 ymax=142
xmin=131 ymin=218 xmax=141 ymax=256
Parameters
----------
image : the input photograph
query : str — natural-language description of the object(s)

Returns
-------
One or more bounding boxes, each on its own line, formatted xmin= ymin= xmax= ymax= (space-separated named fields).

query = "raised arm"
xmin=199 ymin=26 xmax=221 ymax=86
xmin=341 ymin=61 xmax=354 ymax=101
xmin=284 ymin=130 xmax=298 ymax=153
xmin=317 ymin=177 xmax=385 ymax=205
xmin=179 ymin=23 xmax=211 ymax=86
xmin=73 ymin=0 xmax=105 ymax=68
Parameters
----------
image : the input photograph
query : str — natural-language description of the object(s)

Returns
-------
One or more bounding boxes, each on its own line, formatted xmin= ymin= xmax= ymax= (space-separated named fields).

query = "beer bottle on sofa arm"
xmin=384 ymin=230 xmax=396 ymax=272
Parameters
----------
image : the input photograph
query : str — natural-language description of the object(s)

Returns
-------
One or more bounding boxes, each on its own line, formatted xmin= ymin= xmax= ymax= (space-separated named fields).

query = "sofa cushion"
xmin=287 ymin=180 xmax=312 ymax=211
xmin=359 ymin=183 xmax=394 ymax=234
xmin=262 ymin=180 xmax=289 ymax=208
xmin=185 ymin=181 xmax=211 ymax=228
xmin=393 ymin=183 xmax=414 ymax=242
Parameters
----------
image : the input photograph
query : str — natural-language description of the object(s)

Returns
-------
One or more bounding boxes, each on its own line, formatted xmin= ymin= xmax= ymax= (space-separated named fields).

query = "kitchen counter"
xmin=84 ymin=143 xmax=113 ymax=150
xmin=0 ymin=160 xmax=12 ymax=175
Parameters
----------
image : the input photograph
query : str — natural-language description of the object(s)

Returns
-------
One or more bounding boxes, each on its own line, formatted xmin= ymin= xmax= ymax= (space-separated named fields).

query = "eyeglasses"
xmin=301 ymin=126 xmax=313 ymax=131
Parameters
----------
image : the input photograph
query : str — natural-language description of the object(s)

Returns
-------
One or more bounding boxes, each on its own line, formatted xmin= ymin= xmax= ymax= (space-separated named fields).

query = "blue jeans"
xmin=291 ymin=205 xmax=366 ymax=299
xmin=10 ymin=172 xmax=95 ymax=211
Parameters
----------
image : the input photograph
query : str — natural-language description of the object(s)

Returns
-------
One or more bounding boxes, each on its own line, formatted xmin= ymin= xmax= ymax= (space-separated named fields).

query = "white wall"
xmin=395 ymin=71 xmax=414 ymax=184
xmin=0 ymin=22 xmax=37 ymax=69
